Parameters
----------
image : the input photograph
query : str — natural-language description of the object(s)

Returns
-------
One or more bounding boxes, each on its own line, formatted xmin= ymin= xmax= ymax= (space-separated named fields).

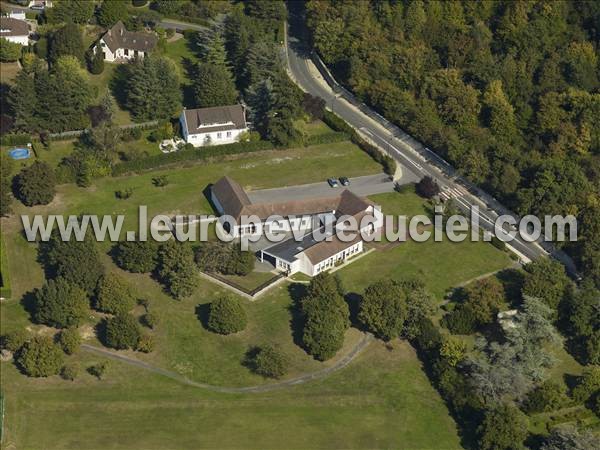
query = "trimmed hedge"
xmin=112 ymin=140 xmax=275 ymax=175
xmin=0 ymin=133 xmax=31 ymax=146
xmin=304 ymin=131 xmax=349 ymax=146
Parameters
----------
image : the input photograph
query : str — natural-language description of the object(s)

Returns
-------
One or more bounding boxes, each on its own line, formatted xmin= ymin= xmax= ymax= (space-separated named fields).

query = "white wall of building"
xmin=97 ymin=39 xmax=146 ymax=62
xmin=1 ymin=35 xmax=28 ymax=45
xmin=184 ymin=128 xmax=247 ymax=147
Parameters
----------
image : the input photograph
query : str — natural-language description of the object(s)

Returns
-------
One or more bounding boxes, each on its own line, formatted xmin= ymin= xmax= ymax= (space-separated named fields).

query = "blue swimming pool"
xmin=8 ymin=148 xmax=31 ymax=160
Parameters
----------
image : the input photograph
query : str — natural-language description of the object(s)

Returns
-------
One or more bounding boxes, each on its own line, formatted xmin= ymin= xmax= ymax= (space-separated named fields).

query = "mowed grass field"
xmin=0 ymin=142 xmax=518 ymax=449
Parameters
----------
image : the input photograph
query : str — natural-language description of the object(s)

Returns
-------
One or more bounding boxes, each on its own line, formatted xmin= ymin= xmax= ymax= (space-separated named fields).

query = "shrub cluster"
xmin=207 ymin=296 xmax=247 ymax=335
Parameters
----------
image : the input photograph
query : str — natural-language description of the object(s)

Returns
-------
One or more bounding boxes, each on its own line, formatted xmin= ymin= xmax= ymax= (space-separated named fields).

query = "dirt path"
xmin=81 ymin=332 xmax=373 ymax=393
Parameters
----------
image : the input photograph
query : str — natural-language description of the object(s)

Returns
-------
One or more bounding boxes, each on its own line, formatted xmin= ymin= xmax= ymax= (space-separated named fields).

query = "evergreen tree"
xmin=0 ymin=154 xmax=13 ymax=216
xmin=104 ymin=314 xmax=141 ymax=350
xmin=33 ymin=278 xmax=88 ymax=328
xmin=157 ymin=240 xmax=198 ymax=299
xmin=97 ymin=0 xmax=128 ymax=27
xmin=16 ymin=336 xmax=64 ymax=377
xmin=45 ymin=0 xmax=95 ymax=24
xmin=49 ymin=22 xmax=86 ymax=64
xmin=358 ymin=279 xmax=408 ymax=341
xmin=207 ymin=296 xmax=247 ymax=335
xmin=95 ymin=274 xmax=136 ymax=315
xmin=0 ymin=37 xmax=22 ymax=62
xmin=193 ymin=63 xmax=238 ymax=108
xmin=87 ymin=46 xmax=105 ymax=74
xmin=9 ymin=69 xmax=38 ymax=131
xmin=126 ymin=56 xmax=181 ymax=120
xmin=15 ymin=161 xmax=56 ymax=206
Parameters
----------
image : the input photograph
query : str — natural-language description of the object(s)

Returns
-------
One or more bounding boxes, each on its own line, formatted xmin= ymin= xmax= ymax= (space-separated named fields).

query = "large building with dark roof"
xmin=96 ymin=21 xmax=157 ymax=62
xmin=210 ymin=176 xmax=383 ymax=276
xmin=180 ymin=105 xmax=249 ymax=147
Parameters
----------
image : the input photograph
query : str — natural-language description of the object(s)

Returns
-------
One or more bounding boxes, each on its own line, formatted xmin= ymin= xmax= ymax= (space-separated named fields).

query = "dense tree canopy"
xmin=207 ymin=296 xmax=247 ymax=335
xmin=33 ymin=277 xmax=89 ymax=328
xmin=358 ymin=279 xmax=408 ymax=341
xmin=49 ymin=22 xmax=86 ymax=64
xmin=304 ymin=0 xmax=600 ymax=287
xmin=41 ymin=229 xmax=105 ymax=294
xmin=15 ymin=161 xmax=56 ymax=207
xmin=16 ymin=336 xmax=64 ymax=377
xmin=113 ymin=240 xmax=159 ymax=273
xmin=95 ymin=273 xmax=136 ymax=315
xmin=45 ymin=0 xmax=95 ymax=24
xmin=97 ymin=0 xmax=129 ymax=27
xmin=124 ymin=56 xmax=181 ymax=121
xmin=301 ymin=273 xmax=349 ymax=361
xmin=157 ymin=240 xmax=198 ymax=299
xmin=104 ymin=314 xmax=141 ymax=350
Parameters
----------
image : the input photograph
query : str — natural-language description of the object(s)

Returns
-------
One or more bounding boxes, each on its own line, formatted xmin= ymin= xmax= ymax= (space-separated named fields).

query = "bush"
xmin=15 ymin=161 xmax=56 ymax=206
xmin=304 ymin=131 xmax=348 ymax=146
xmin=248 ymin=345 xmax=289 ymax=379
xmin=157 ymin=240 xmax=198 ymax=299
xmin=33 ymin=278 xmax=89 ymax=328
xmin=115 ymin=188 xmax=133 ymax=199
xmin=120 ymin=127 xmax=143 ymax=141
xmin=135 ymin=334 xmax=154 ymax=353
xmin=104 ymin=314 xmax=141 ymax=350
xmin=95 ymin=273 xmax=136 ymax=315
xmin=207 ymin=296 xmax=247 ymax=335
xmin=113 ymin=240 xmax=159 ymax=273
xmin=441 ymin=305 xmax=478 ymax=335
xmin=142 ymin=312 xmax=158 ymax=329
xmin=16 ymin=336 xmax=64 ymax=377
xmin=1 ymin=329 xmax=28 ymax=352
xmin=151 ymin=175 xmax=169 ymax=187
xmin=61 ymin=363 xmax=79 ymax=381
xmin=524 ymin=380 xmax=567 ymax=413
xmin=477 ymin=404 xmax=528 ymax=450
xmin=86 ymin=46 xmax=104 ymax=74
xmin=358 ymin=279 xmax=407 ymax=341
xmin=572 ymin=366 xmax=600 ymax=403
xmin=58 ymin=327 xmax=81 ymax=355
xmin=88 ymin=361 xmax=109 ymax=379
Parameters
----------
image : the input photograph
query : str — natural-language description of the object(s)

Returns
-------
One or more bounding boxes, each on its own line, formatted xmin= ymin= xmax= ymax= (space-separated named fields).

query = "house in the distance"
xmin=180 ymin=105 xmax=249 ymax=147
xmin=96 ymin=21 xmax=157 ymax=62
xmin=0 ymin=17 xmax=29 ymax=45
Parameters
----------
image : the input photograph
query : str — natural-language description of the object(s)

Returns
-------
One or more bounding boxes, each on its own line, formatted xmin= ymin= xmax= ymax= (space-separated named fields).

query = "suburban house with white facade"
xmin=0 ymin=17 xmax=29 ymax=45
xmin=180 ymin=105 xmax=249 ymax=147
xmin=96 ymin=21 xmax=157 ymax=62
xmin=210 ymin=177 xmax=383 ymax=277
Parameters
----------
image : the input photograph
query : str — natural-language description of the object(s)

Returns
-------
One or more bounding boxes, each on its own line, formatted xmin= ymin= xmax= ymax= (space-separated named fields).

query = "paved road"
xmin=285 ymin=6 xmax=579 ymax=278
xmin=82 ymin=332 xmax=373 ymax=393
xmin=247 ymin=173 xmax=412 ymax=204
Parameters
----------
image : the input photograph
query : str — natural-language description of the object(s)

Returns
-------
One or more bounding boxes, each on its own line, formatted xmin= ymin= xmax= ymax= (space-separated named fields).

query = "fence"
xmin=204 ymin=271 xmax=286 ymax=298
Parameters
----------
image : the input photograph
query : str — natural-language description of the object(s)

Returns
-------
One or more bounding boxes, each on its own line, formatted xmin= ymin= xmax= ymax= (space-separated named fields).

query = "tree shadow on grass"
xmin=195 ymin=302 xmax=211 ymax=330
xmin=344 ymin=292 xmax=363 ymax=329
xmin=287 ymin=282 xmax=307 ymax=349
xmin=181 ymin=57 xmax=198 ymax=108
xmin=109 ymin=64 xmax=131 ymax=110
xmin=19 ymin=290 xmax=38 ymax=323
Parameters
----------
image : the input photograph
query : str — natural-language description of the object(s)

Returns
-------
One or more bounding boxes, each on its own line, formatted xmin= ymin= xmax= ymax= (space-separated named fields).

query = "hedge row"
xmin=323 ymin=110 xmax=396 ymax=175
xmin=112 ymin=140 xmax=275 ymax=176
xmin=0 ymin=133 xmax=31 ymax=146
xmin=304 ymin=131 xmax=349 ymax=146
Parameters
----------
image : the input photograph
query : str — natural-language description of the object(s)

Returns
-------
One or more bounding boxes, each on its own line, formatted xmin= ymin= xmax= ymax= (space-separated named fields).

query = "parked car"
xmin=339 ymin=176 xmax=350 ymax=186
xmin=327 ymin=178 xmax=339 ymax=187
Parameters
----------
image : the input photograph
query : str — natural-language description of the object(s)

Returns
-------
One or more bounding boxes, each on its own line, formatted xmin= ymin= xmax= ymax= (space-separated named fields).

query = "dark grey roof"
xmin=100 ymin=21 xmax=157 ymax=53
xmin=212 ymin=177 xmax=373 ymax=222
xmin=181 ymin=105 xmax=247 ymax=135
xmin=0 ymin=17 xmax=28 ymax=37
xmin=262 ymin=227 xmax=361 ymax=265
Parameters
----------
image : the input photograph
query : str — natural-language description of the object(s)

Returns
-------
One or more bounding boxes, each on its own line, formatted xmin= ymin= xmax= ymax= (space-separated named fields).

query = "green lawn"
xmin=336 ymin=191 xmax=513 ymax=299
xmin=0 ymin=336 xmax=461 ymax=450
xmin=8 ymin=141 xmax=381 ymax=234
xmin=0 ymin=143 xmax=527 ymax=448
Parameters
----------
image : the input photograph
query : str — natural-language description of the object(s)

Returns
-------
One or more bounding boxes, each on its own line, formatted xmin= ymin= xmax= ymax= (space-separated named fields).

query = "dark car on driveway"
xmin=339 ymin=177 xmax=350 ymax=186
xmin=327 ymin=178 xmax=339 ymax=187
